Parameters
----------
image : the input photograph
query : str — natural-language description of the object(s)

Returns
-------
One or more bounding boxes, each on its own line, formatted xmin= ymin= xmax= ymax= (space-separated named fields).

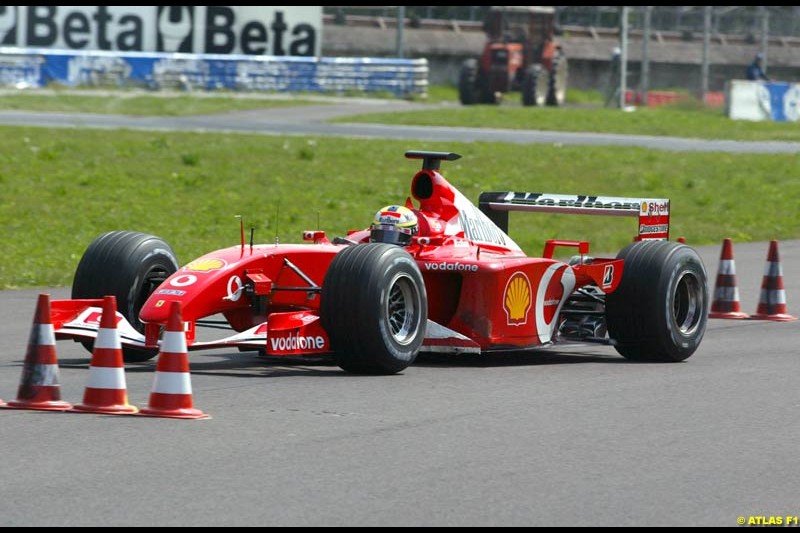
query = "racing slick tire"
xmin=320 ymin=243 xmax=427 ymax=375
xmin=71 ymin=231 xmax=179 ymax=362
xmin=605 ymin=240 xmax=708 ymax=362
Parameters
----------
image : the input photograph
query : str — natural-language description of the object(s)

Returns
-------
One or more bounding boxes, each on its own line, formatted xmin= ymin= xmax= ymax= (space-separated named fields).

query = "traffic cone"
xmin=72 ymin=296 xmax=138 ymax=415
xmin=138 ymin=301 xmax=208 ymax=419
xmin=751 ymin=240 xmax=797 ymax=322
xmin=4 ymin=294 xmax=72 ymax=411
xmin=709 ymin=238 xmax=749 ymax=319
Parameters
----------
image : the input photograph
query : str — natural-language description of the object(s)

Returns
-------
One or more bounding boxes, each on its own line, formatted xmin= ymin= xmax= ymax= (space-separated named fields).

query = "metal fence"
xmin=324 ymin=6 xmax=800 ymax=39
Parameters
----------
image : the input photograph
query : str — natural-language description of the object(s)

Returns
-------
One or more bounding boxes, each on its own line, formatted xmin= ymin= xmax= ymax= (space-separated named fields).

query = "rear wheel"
xmin=605 ymin=240 xmax=708 ymax=362
xmin=320 ymin=243 xmax=427 ymax=375
xmin=547 ymin=54 xmax=568 ymax=106
xmin=71 ymin=231 xmax=179 ymax=362
xmin=476 ymin=69 xmax=496 ymax=104
xmin=458 ymin=59 xmax=478 ymax=105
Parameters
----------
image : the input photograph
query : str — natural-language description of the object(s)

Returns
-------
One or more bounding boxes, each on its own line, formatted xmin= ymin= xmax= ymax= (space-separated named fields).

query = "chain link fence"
xmin=324 ymin=6 xmax=800 ymax=38
xmin=324 ymin=7 xmax=799 ymax=105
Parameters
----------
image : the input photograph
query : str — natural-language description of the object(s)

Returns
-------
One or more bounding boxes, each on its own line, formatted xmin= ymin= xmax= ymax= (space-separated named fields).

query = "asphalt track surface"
xmin=1 ymin=101 xmax=799 ymax=526
xmin=1 ymin=98 xmax=800 ymax=153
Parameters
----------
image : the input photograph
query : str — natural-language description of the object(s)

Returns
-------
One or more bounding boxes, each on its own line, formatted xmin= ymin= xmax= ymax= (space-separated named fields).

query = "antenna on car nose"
xmin=405 ymin=151 xmax=461 ymax=171
xmin=236 ymin=215 xmax=244 ymax=256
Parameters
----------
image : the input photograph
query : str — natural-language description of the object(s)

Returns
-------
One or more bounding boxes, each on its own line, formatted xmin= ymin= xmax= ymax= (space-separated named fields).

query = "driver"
xmin=369 ymin=205 xmax=418 ymax=246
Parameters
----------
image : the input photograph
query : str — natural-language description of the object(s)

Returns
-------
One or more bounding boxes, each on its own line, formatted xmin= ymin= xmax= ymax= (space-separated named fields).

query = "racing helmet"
xmin=370 ymin=205 xmax=418 ymax=246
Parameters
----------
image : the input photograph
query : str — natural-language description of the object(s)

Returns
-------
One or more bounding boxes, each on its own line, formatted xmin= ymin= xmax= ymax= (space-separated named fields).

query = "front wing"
xmin=50 ymin=299 xmax=481 ymax=356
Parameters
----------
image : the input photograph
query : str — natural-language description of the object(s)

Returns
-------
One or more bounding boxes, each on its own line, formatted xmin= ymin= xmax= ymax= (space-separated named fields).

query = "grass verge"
xmin=1 ymin=126 xmax=797 ymax=289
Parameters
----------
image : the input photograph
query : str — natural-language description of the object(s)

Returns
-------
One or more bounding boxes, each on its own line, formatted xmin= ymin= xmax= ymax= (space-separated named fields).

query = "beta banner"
xmin=0 ymin=6 xmax=321 ymax=56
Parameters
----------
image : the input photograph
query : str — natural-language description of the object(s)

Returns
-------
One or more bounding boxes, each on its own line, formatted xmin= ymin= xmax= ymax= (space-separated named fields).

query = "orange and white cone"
xmin=751 ymin=240 xmax=797 ymax=322
xmin=139 ymin=301 xmax=208 ymax=419
xmin=4 ymin=294 xmax=72 ymax=411
xmin=708 ymin=238 xmax=749 ymax=319
xmin=72 ymin=296 xmax=138 ymax=415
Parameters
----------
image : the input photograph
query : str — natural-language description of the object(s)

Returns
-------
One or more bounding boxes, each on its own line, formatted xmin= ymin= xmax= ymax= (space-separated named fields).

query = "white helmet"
xmin=370 ymin=205 xmax=418 ymax=246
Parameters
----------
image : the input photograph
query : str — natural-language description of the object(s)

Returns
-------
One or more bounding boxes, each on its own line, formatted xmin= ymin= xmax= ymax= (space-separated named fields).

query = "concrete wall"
xmin=322 ymin=21 xmax=800 ymax=94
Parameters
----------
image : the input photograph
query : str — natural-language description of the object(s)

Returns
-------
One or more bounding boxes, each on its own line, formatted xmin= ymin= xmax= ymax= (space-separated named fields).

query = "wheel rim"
xmin=131 ymin=264 xmax=172 ymax=332
xmin=673 ymin=270 xmax=704 ymax=335
xmin=386 ymin=273 xmax=420 ymax=345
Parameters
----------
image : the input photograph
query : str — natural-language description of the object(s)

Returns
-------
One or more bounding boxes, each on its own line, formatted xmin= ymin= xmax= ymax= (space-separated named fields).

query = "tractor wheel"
xmin=458 ymin=59 xmax=478 ymax=105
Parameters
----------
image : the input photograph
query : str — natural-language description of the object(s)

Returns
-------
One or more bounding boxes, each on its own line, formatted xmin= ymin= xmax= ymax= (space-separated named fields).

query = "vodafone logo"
xmin=269 ymin=333 xmax=325 ymax=352
xmin=535 ymin=264 xmax=576 ymax=343
xmin=170 ymin=274 xmax=197 ymax=287
xmin=225 ymin=276 xmax=243 ymax=302
xmin=424 ymin=262 xmax=478 ymax=272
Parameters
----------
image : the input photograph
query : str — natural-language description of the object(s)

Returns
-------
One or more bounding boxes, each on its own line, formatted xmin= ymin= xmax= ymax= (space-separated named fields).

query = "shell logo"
xmin=503 ymin=272 xmax=532 ymax=326
xmin=185 ymin=258 xmax=226 ymax=272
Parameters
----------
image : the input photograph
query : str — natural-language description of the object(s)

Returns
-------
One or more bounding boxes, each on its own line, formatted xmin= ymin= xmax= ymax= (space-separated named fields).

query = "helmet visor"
xmin=370 ymin=226 xmax=413 ymax=246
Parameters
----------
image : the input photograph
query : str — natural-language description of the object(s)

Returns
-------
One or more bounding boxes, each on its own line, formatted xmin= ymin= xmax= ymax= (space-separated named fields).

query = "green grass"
xmin=1 ymin=126 xmax=798 ymax=289
xmin=0 ymin=92 xmax=319 ymax=116
xmin=334 ymin=103 xmax=800 ymax=142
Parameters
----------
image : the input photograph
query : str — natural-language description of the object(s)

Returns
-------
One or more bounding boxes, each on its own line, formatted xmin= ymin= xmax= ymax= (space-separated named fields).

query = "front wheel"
xmin=521 ymin=66 xmax=539 ymax=107
xmin=320 ymin=243 xmax=427 ymax=374
xmin=71 ymin=231 xmax=179 ymax=362
xmin=605 ymin=240 xmax=708 ymax=362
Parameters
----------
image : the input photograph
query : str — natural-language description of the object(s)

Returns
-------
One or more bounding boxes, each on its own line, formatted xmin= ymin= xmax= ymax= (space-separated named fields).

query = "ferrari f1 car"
xmin=51 ymin=150 xmax=708 ymax=374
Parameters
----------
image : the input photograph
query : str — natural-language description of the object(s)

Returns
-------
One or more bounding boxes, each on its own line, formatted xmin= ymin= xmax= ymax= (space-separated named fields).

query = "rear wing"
xmin=478 ymin=192 xmax=670 ymax=241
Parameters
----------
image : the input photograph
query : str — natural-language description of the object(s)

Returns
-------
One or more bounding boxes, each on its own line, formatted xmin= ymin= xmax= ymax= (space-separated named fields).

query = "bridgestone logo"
xmin=639 ymin=224 xmax=669 ymax=234
xmin=269 ymin=334 xmax=325 ymax=351
xmin=424 ymin=262 xmax=478 ymax=272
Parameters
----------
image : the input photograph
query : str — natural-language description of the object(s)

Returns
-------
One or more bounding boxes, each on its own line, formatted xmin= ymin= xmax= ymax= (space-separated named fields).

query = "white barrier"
xmin=726 ymin=79 xmax=800 ymax=122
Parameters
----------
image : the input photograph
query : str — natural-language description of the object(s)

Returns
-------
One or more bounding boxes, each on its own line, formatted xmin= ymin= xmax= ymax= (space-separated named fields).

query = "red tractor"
xmin=459 ymin=6 xmax=567 ymax=106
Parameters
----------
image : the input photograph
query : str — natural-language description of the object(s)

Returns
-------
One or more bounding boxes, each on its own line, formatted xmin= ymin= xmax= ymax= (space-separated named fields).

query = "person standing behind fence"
xmin=604 ymin=47 xmax=621 ymax=107
xmin=746 ymin=52 xmax=770 ymax=82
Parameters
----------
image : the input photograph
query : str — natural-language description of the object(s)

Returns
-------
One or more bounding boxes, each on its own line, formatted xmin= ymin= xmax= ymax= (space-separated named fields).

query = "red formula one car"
xmin=51 ymin=151 xmax=708 ymax=374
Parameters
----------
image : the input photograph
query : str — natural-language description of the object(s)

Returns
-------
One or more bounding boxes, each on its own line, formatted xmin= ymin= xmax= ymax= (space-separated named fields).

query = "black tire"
xmin=551 ymin=54 xmax=568 ymax=106
xmin=71 ymin=231 xmax=179 ymax=362
xmin=521 ymin=66 xmax=539 ymax=106
xmin=476 ymin=69 xmax=496 ymax=104
xmin=320 ymin=243 xmax=427 ymax=375
xmin=458 ymin=59 xmax=478 ymax=105
xmin=605 ymin=240 xmax=708 ymax=362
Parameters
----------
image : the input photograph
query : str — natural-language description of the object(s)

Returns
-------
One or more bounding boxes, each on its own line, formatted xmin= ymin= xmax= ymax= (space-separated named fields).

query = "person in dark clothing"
xmin=746 ymin=53 xmax=770 ymax=81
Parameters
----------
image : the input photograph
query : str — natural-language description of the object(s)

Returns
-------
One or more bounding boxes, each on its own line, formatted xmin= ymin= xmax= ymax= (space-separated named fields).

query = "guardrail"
xmin=0 ymin=47 xmax=429 ymax=98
